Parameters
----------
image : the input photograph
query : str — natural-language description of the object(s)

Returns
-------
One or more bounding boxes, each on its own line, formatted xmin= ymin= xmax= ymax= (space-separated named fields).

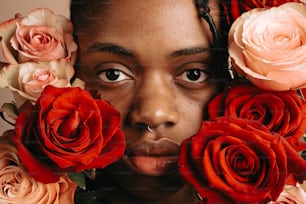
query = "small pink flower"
xmin=20 ymin=62 xmax=69 ymax=98
xmin=228 ymin=2 xmax=306 ymax=91
xmin=0 ymin=59 xmax=74 ymax=106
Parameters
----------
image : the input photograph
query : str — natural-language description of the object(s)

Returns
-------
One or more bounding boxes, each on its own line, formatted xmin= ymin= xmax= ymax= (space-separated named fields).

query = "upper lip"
xmin=125 ymin=139 xmax=180 ymax=156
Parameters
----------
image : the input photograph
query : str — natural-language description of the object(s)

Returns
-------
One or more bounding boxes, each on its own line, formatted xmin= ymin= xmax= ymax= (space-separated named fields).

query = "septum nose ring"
xmin=146 ymin=125 xmax=155 ymax=133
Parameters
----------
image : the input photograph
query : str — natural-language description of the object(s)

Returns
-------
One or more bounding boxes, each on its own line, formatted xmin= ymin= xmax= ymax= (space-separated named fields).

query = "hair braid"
xmin=195 ymin=0 xmax=231 ymax=81
xmin=195 ymin=0 xmax=220 ymax=46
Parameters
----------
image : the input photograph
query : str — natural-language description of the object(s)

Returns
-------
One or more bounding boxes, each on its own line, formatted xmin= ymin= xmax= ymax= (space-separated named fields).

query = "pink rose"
xmin=0 ymin=8 xmax=77 ymax=64
xmin=222 ymin=0 xmax=303 ymax=25
xmin=228 ymin=2 xmax=306 ymax=91
xmin=0 ymin=59 xmax=74 ymax=106
xmin=0 ymin=134 xmax=76 ymax=204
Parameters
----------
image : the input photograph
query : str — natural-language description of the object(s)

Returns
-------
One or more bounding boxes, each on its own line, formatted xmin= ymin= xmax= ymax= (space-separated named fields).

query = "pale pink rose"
xmin=228 ymin=2 xmax=306 ymax=91
xmin=0 ymin=141 xmax=76 ymax=204
xmin=268 ymin=184 xmax=306 ymax=204
xmin=0 ymin=59 xmax=74 ymax=106
xmin=0 ymin=8 xmax=77 ymax=64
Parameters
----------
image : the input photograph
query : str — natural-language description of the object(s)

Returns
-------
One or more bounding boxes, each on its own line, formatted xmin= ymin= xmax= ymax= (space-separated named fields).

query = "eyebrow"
xmin=87 ymin=42 xmax=134 ymax=57
xmin=170 ymin=47 xmax=211 ymax=58
xmin=86 ymin=42 xmax=210 ymax=58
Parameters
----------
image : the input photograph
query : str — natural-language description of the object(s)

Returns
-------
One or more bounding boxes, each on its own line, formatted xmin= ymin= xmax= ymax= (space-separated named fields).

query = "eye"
xmin=95 ymin=63 xmax=133 ymax=83
xmin=98 ymin=69 xmax=131 ymax=82
xmin=176 ymin=68 xmax=210 ymax=83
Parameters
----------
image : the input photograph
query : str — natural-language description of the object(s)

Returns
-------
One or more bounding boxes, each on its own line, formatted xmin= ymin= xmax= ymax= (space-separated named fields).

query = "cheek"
xmin=165 ymin=89 xmax=218 ymax=145
xmin=95 ymin=88 xmax=135 ymax=119
xmin=176 ymin=102 xmax=204 ymax=143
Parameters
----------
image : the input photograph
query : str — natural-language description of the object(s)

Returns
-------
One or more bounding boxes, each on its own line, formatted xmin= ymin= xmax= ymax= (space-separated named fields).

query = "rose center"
xmin=31 ymin=33 xmax=52 ymax=46
xmin=32 ymin=70 xmax=53 ymax=81
xmin=59 ymin=111 xmax=81 ymax=138
xmin=234 ymin=154 xmax=249 ymax=171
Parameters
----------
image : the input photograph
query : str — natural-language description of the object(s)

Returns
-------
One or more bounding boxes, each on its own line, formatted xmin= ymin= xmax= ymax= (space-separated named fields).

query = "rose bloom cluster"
xmin=179 ymin=117 xmax=306 ymax=203
xmin=0 ymin=2 xmax=306 ymax=204
xmin=0 ymin=84 xmax=126 ymax=202
xmin=178 ymin=2 xmax=306 ymax=203
xmin=209 ymin=81 xmax=306 ymax=151
xmin=0 ymin=8 xmax=126 ymax=204
xmin=0 ymin=8 xmax=77 ymax=106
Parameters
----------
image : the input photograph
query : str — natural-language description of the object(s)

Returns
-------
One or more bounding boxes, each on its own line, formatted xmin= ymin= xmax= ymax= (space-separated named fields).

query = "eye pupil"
xmin=106 ymin=70 xmax=120 ymax=80
xmin=187 ymin=69 xmax=201 ymax=81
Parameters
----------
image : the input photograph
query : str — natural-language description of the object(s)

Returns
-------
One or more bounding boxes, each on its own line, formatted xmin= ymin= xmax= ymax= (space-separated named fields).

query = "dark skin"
xmin=73 ymin=0 xmax=226 ymax=203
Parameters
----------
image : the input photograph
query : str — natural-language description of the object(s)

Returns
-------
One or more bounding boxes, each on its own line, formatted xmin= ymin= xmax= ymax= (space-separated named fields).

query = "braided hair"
xmin=194 ymin=0 xmax=230 ymax=81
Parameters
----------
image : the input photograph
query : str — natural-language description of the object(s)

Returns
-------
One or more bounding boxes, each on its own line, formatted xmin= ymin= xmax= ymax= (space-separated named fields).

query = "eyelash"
xmin=97 ymin=69 xmax=132 ymax=82
xmin=176 ymin=69 xmax=210 ymax=83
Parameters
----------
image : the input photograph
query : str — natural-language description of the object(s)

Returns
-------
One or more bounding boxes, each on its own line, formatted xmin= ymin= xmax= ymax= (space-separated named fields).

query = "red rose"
xmin=222 ymin=0 xmax=303 ymax=25
xmin=178 ymin=117 xmax=306 ymax=203
xmin=208 ymin=81 xmax=306 ymax=151
xmin=13 ymin=86 xmax=125 ymax=183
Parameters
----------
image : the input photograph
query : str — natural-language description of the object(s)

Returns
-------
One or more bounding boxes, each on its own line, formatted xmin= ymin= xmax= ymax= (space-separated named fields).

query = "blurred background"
xmin=0 ymin=0 xmax=70 ymax=135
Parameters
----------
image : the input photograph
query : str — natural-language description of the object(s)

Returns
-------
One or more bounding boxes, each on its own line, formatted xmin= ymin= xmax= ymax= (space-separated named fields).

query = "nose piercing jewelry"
xmin=146 ymin=125 xmax=155 ymax=133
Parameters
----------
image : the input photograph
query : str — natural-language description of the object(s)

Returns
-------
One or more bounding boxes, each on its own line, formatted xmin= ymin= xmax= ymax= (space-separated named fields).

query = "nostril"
xmin=131 ymin=120 xmax=176 ymax=130
xmin=165 ymin=122 xmax=175 ymax=127
xmin=134 ymin=123 xmax=147 ymax=130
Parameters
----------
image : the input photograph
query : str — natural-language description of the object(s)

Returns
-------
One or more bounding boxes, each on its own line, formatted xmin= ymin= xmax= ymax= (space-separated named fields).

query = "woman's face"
xmin=76 ymin=0 xmax=221 ymax=200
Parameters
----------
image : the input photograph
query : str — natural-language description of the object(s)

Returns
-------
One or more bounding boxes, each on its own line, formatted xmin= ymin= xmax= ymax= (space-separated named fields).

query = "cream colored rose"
xmin=228 ymin=2 xmax=306 ymax=91
xmin=0 ymin=8 xmax=77 ymax=64
xmin=0 ymin=142 xmax=76 ymax=204
xmin=0 ymin=59 xmax=74 ymax=106
xmin=268 ymin=184 xmax=306 ymax=204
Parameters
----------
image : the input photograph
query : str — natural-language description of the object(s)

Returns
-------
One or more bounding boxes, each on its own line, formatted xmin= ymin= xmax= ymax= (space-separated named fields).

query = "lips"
xmin=124 ymin=139 xmax=180 ymax=176
xmin=126 ymin=139 xmax=180 ymax=156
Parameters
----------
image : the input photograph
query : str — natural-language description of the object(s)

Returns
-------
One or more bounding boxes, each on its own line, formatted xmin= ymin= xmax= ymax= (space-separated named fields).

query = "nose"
xmin=129 ymin=76 xmax=179 ymax=129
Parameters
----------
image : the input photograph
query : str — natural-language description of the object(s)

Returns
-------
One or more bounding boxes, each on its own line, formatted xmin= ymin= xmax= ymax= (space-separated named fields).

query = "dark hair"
xmin=70 ymin=0 xmax=110 ymax=28
xmin=195 ymin=0 xmax=230 ymax=81
xmin=70 ymin=0 xmax=230 ymax=81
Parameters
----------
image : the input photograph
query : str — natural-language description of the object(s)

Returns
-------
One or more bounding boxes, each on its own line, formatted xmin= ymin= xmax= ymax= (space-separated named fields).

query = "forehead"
xmin=77 ymin=0 xmax=218 ymax=55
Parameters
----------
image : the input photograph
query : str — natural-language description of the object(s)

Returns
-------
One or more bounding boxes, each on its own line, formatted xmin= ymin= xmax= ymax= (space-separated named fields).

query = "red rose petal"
xmin=13 ymin=134 xmax=60 ymax=183
xmin=13 ymin=86 xmax=125 ymax=181
xmin=178 ymin=117 xmax=293 ymax=203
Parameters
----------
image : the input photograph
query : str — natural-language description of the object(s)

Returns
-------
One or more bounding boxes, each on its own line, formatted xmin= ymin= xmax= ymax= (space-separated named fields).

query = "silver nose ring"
xmin=146 ymin=125 xmax=155 ymax=133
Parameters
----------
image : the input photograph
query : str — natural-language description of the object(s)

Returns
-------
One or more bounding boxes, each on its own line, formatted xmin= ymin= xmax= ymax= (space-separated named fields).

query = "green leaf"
xmin=82 ymin=169 xmax=96 ymax=180
xmin=300 ymin=135 xmax=306 ymax=160
xmin=302 ymin=150 xmax=306 ymax=161
xmin=68 ymin=172 xmax=86 ymax=190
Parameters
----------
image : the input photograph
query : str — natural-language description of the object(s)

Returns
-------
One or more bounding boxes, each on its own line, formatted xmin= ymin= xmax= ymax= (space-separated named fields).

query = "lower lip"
xmin=124 ymin=155 xmax=178 ymax=176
